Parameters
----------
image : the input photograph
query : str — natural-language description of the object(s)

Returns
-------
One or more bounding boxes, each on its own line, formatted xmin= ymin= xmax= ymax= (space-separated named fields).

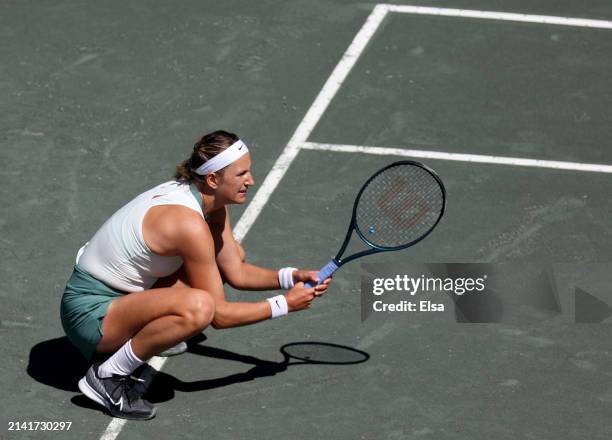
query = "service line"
xmin=301 ymin=142 xmax=612 ymax=174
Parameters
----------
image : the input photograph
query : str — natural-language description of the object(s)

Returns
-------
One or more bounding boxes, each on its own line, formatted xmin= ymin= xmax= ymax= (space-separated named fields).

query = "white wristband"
xmin=266 ymin=295 xmax=289 ymax=318
xmin=278 ymin=267 xmax=298 ymax=290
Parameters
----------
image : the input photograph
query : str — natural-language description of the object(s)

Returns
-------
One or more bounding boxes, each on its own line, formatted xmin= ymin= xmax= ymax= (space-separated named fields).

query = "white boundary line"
xmin=384 ymin=4 xmax=612 ymax=29
xmin=301 ymin=142 xmax=612 ymax=173
xmin=100 ymin=4 xmax=612 ymax=439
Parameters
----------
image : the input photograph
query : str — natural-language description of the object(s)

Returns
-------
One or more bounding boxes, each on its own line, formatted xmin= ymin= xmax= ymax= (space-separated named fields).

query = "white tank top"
xmin=77 ymin=180 xmax=204 ymax=292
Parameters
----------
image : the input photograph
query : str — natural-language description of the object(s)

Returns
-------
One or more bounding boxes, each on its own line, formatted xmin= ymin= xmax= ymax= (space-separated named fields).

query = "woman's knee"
xmin=181 ymin=289 xmax=215 ymax=330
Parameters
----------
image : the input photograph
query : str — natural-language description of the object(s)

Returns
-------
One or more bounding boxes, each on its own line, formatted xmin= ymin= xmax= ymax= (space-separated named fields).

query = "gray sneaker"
xmin=78 ymin=363 xmax=156 ymax=420
xmin=159 ymin=341 xmax=188 ymax=357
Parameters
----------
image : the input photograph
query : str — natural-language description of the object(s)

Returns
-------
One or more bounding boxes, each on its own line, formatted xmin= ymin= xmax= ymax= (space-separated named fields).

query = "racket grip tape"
xmin=304 ymin=260 xmax=339 ymax=288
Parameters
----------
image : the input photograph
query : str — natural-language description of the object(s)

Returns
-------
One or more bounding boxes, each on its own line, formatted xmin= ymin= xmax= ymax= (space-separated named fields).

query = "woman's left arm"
xmin=211 ymin=208 xmax=281 ymax=290
xmin=212 ymin=208 xmax=328 ymax=291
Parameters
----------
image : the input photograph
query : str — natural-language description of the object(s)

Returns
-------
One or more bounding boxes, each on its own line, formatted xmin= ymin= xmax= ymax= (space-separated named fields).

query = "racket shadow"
xmin=144 ymin=342 xmax=370 ymax=403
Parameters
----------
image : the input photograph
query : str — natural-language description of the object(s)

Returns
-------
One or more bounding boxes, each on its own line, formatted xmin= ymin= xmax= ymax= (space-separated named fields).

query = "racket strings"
xmin=356 ymin=164 xmax=444 ymax=248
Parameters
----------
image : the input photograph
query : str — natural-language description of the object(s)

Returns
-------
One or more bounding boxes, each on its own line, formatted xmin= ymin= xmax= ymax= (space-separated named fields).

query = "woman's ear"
xmin=206 ymin=172 xmax=220 ymax=189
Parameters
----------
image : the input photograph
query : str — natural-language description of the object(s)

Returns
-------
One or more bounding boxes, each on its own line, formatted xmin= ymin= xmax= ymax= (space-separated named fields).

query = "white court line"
xmin=100 ymin=417 xmax=125 ymax=440
xmin=384 ymin=4 xmax=612 ymax=29
xmin=301 ymin=142 xmax=612 ymax=173
xmin=233 ymin=4 xmax=390 ymax=242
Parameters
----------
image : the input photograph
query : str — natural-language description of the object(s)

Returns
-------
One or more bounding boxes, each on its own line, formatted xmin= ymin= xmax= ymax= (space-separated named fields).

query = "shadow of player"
xmin=27 ymin=336 xmax=89 ymax=393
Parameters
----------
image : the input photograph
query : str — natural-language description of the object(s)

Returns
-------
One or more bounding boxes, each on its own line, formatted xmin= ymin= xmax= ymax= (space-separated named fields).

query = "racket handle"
xmin=304 ymin=260 xmax=339 ymax=288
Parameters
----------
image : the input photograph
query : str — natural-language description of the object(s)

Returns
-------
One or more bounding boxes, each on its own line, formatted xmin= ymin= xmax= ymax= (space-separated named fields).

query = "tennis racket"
xmin=306 ymin=160 xmax=446 ymax=287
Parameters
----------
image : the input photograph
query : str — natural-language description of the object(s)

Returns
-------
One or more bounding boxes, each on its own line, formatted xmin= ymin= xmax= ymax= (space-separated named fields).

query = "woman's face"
xmin=215 ymin=153 xmax=254 ymax=204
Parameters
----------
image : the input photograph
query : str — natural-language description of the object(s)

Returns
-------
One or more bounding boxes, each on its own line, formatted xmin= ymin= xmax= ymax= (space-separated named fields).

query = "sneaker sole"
xmin=78 ymin=376 xmax=110 ymax=410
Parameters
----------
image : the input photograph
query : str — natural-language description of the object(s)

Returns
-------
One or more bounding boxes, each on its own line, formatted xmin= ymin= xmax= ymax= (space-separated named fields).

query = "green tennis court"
xmin=2 ymin=1 xmax=611 ymax=439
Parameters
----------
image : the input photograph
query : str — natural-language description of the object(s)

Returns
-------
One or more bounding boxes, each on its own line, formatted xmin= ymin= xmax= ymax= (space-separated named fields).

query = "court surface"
xmin=1 ymin=1 xmax=611 ymax=439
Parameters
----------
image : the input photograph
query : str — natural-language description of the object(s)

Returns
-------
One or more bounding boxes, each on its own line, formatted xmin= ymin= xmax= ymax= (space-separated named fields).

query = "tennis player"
xmin=60 ymin=130 xmax=331 ymax=420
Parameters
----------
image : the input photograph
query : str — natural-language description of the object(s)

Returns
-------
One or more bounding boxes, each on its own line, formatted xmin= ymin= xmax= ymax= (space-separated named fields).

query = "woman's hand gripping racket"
xmin=306 ymin=160 xmax=446 ymax=288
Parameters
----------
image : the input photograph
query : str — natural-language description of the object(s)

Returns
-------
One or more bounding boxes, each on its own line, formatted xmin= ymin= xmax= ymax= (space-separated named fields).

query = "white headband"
xmin=194 ymin=140 xmax=249 ymax=175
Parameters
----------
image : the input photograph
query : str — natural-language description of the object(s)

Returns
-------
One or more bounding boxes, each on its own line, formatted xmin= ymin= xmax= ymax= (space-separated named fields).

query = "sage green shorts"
xmin=60 ymin=265 xmax=125 ymax=361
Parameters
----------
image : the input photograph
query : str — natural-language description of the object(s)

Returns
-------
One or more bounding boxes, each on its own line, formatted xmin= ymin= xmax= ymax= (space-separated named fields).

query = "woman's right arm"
xmin=172 ymin=210 xmax=317 ymax=328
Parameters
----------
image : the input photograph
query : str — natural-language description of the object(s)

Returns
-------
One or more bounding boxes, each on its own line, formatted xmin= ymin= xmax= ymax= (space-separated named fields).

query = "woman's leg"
xmin=97 ymin=287 xmax=215 ymax=360
xmin=142 ymin=243 xmax=245 ymax=357
xmin=78 ymin=286 xmax=214 ymax=420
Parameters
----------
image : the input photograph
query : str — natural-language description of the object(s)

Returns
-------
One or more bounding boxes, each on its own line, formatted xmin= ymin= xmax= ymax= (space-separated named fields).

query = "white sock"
xmin=97 ymin=340 xmax=145 ymax=378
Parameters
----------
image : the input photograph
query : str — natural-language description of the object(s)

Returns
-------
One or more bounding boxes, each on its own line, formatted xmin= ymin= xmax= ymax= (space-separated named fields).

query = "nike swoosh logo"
xmin=238 ymin=145 xmax=244 ymax=150
xmin=107 ymin=393 xmax=124 ymax=410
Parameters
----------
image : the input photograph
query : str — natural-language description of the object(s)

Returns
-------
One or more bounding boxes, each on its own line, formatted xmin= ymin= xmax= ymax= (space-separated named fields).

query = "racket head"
xmin=280 ymin=342 xmax=370 ymax=365
xmin=351 ymin=160 xmax=446 ymax=251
